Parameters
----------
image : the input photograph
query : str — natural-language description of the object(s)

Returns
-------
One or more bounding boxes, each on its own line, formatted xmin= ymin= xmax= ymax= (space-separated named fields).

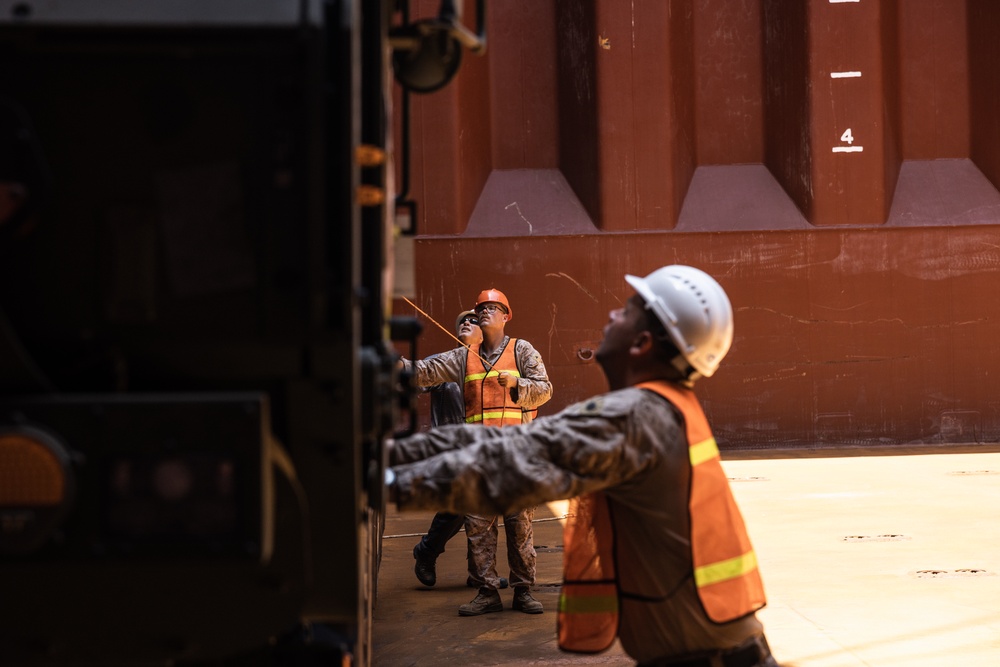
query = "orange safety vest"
xmin=558 ymin=490 xmax=618 ymax=653
xmin=558 ymin=381 xmax=766 ymax=653
xmin=464 ymin=338 xmax=534 ymax=426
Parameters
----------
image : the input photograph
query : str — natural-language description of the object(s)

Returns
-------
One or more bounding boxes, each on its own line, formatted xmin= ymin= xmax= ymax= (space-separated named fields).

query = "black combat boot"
xmin=413 ymin=545 xmax=437 ymax=587
xmin=511 ymin=587 xmax=543 ymax=614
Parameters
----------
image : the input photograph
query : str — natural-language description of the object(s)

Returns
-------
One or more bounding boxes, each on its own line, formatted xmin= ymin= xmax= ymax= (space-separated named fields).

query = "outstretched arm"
xmin=389 ymin=390 xmax=679 ymax=516
xmin=400 ymin=346 xmax=466 ymax=387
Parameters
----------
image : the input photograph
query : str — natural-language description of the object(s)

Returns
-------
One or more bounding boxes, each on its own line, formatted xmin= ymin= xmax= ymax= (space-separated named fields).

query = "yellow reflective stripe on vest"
xmin=465 ymin=409 xmax=522 ymax=424
xmin=694 ymin=549 xmax=758 ymax=588
xmin=689 ymin=437 xmax=720 ymax=466
xmin=465 ymin=369 xmax=522 ymax=383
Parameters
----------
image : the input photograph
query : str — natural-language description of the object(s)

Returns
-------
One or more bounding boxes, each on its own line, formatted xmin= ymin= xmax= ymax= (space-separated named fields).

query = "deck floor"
xmin=373 ymin=449 xmax=1000 ymax=666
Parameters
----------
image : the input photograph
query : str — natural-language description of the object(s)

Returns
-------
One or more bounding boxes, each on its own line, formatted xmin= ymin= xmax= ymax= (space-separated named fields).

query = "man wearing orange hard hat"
xmin=411 ymin=309 xmax=511 ymax=592
xmin=400 ymin=287 xmax=553 ymax=617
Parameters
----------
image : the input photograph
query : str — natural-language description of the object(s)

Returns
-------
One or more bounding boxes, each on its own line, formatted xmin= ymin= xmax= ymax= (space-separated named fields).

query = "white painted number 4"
xmin=840 ymin=128 xmax=855 ymax=144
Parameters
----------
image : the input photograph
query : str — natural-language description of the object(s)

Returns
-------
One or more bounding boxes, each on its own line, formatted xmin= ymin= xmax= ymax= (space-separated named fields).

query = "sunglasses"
xmin=459 ymin=315 xmax=479 ymax=326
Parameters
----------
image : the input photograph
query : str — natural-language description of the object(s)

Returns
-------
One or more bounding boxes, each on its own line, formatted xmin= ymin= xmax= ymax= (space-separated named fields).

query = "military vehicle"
xmin=0 ymin=0 xmax=483 ymax=664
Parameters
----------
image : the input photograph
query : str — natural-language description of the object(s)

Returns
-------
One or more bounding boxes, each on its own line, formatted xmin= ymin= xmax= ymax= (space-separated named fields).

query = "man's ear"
xmin=629 ymin=330 xmax=655 ymax=358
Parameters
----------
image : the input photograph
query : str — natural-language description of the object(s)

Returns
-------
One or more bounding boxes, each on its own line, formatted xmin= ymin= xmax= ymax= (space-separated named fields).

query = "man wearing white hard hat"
xmin=388 ymin=266 xmax=778 ymax=666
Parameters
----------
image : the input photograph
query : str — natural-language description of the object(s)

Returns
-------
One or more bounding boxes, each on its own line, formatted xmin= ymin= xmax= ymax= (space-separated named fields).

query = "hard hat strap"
xmin=671 ymin=354 xmax=698 ymax=386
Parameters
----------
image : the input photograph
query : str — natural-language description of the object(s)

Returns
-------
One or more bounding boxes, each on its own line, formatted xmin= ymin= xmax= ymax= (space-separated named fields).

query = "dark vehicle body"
xmin=0 ymin=1 xmax=400 ymax=664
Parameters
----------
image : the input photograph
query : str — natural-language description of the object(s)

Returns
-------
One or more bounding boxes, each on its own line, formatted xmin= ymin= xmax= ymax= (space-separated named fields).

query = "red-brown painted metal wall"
xmin=395 ymin=0 xmax=1000 ymax=450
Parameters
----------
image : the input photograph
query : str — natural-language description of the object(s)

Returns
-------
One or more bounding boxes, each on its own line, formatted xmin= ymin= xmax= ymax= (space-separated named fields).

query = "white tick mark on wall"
xmin=545 ymin=272 xmax=599 ymax=302
xmin=505 ymin=202 xmax=534 ymax=234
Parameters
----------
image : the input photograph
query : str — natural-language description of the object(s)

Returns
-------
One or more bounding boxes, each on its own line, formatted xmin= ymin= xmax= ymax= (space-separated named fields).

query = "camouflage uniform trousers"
xmin=464 ymin=507 xmax=536 ymax=590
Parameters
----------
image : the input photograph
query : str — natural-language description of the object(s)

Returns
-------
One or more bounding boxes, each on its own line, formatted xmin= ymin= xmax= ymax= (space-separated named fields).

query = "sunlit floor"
xmin=374 ymin=449 xmax=1000 ymax=666
xmin=729 ymin=450 xmax=1000 ymax=667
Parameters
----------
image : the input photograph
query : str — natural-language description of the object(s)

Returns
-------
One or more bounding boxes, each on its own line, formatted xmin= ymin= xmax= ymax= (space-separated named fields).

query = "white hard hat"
xmin=625 ymin=265 xmax=734 ymax=379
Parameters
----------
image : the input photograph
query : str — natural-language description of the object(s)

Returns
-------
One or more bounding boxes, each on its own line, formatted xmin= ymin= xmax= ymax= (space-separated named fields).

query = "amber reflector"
xmin=0 ymin=433 xmax=65 ymax=506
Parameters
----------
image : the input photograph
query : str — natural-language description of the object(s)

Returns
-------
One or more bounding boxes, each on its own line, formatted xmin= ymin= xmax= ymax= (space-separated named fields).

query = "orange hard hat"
xmin=475 ymin=288 xmax=511 ymax=321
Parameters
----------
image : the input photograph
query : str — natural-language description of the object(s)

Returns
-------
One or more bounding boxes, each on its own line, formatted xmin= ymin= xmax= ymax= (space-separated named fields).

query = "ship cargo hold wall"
xmin=395 ymin=0 xmax=1000 ymax=450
